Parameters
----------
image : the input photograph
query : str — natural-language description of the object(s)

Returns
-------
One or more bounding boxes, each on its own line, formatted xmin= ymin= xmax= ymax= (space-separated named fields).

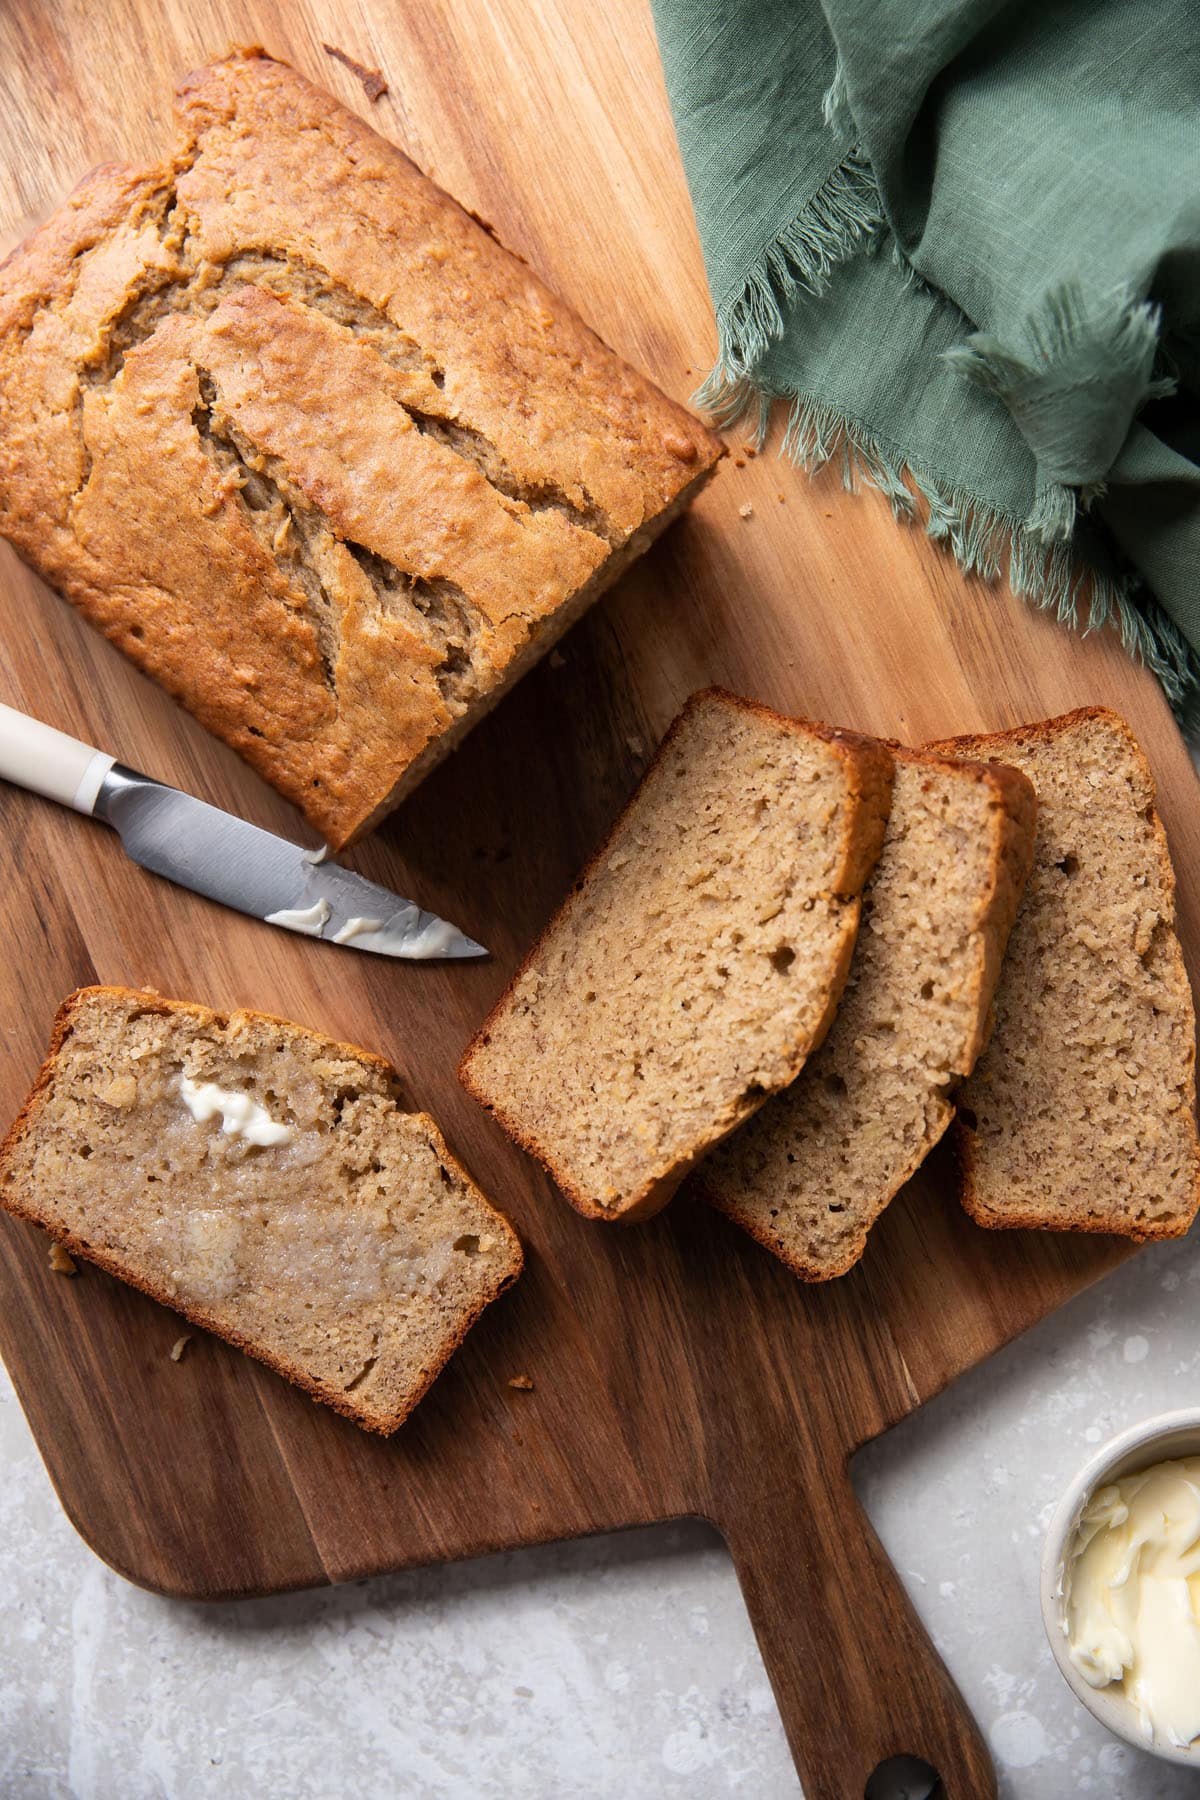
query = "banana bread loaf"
xmin=0 ymin=987 xmax=522 ymax=1433
xmin=700 ymin=749 xmax=1036 ymax=1277
xmin=928 ymin=709 xmax=1200 ymax=1240
xmin=0 ymin=48 xmax=721 ymax=847
xmin=460 ymin=689 xmax=894 ymax=1221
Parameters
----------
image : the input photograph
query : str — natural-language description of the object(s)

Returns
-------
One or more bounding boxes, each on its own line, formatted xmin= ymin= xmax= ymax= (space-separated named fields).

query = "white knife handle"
xmin=0 ymin=702 xmax=115 ymax=815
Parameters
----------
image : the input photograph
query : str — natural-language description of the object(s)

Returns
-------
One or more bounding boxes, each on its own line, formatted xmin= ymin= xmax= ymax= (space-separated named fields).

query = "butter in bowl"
xmin=1041 ymin=1411 xmax=1200 ymax=1765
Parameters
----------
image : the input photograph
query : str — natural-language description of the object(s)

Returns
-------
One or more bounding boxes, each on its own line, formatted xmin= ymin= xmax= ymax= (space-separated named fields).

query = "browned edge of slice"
xmin=0 ymin=986 xmax=523 ymax=1433
xmin=927 ymin=706 xmax=1200 ymax=1242
xmin=459 ymin=688 xmax=895 ymax=1223
xmin=697 ymin=746 xmax=1038 ymax=1280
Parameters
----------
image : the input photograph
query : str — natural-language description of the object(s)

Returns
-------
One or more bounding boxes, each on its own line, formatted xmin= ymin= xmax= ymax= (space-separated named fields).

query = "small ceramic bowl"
xmin=1040 ymin=1408 xmax=1200 ymax=1767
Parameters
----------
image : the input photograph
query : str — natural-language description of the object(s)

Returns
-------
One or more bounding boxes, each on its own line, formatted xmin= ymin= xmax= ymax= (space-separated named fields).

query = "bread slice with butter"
xmin=0 ymin=986 xmax=522 ymax=1433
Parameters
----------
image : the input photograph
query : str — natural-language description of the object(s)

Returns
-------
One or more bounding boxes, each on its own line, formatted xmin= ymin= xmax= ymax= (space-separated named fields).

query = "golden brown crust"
xmin=926 ymin=711 xmax=1200 ymax=1241
xmin=459 ymin=690 xmax=895 ymax=1222
xmin=0 ymin=47 xmax=721 ymax=848
xmin=951 ymin=1131 xmax=1194 ymax=1241
xmin=928 ymin=704 xmax=1136 ymax=757
xmin=0 ymin=986 xmax=523 ymax=1433
xmin=940 ymin=755 xmax=1039 ymax=1078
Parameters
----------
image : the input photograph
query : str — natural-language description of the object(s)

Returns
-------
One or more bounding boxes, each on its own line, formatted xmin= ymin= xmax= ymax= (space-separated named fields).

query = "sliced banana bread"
xmin=700 ymin=750 xmax=1036 ymax=1278
xmin=927 ymin=709 xmax=1200 ymax=1240
xmin=0 ymin=987 xmax=522 ymax=1432
xmin=459 ymin=689 xmax=894 ymax=1221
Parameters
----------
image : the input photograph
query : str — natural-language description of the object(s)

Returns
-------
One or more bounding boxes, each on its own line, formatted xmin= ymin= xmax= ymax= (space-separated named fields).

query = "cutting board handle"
xmin=721 ymin=1467 xmax=996 ymax=1800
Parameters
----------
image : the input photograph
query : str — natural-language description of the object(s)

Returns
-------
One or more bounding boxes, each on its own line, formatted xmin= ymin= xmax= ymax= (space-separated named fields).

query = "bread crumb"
xmin=508 ymin=1373 xmax=534 ymax=1391
xmin=733 ymin=457 xmax=745 ymax=469
xmin=738 ymin=503 xmax=754 ymax=520
xmin=170 ymin=1334 xmax=192 ymax=1362
xmin=548 ymin=649 xmax=566 ymax=670
xmin=778 ymin=493 xmax=786 ymax=503
xmin=744 ymin=447 xmax=757 ymax=458
xmin=626 ymin=737 xmax=644 ymax=758
xmin=49 ymin=1241 xmax=77 ymax=1276
xmin=322 ymin=42 xmax=388 ymax=101
xmin=97 ymin=1074 xmax=137 ymax=1108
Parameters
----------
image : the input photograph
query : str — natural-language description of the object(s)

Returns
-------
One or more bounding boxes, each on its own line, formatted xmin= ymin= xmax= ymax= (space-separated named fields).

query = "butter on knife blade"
xmin=0 ymin=702 xmax=486 ymax=961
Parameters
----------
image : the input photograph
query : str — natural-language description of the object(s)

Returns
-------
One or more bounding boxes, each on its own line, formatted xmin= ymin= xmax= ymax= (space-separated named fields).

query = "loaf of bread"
xmin=460 ymin=688 xmax=894 ymax=1221
xmin=928 ymin=709 xmax=1200 ymax=1240
xmin=0 ymin=987 xmax=522 ymax=1432
xmin=700 ymin=749 xmax=1036 ymax=1277
xmin=0 ymin=48 xmax=721 ymax=848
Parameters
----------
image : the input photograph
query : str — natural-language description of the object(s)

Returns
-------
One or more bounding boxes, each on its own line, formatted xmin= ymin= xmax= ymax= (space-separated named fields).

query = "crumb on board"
xmin=548 ymin=648 xmax=566 ymax=669
xmin=508 ymin=1374 xmax=535 ymax=1391
xmin=322 ymin=42 xmax=388 ymax=102
xmin=49 ymin=1241 xmax=77 ymax=1276
xmin=733 ymin=457 xmax=745 ymax=469
xmin=170 ymin=1334 xmax=193 ymax=1363
xmin=738 ymin=503 xmax=754 ymax=520
xmin=626 ymin=736 xmax=644 ymax=757
xmin=744 ymin=447 xmax=757 ymax=458
xmin=778 ymin=493 xmax=786 ymax=503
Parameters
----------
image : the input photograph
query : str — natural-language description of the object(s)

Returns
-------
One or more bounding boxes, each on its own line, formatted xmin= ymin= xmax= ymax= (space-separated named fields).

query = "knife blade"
xmin=0 ymin=703 xmax=485 ymax=960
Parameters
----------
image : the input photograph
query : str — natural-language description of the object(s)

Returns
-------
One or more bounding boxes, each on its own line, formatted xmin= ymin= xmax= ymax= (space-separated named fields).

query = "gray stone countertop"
xmin=4 ymin=1221 xmax=1200 ymax=1797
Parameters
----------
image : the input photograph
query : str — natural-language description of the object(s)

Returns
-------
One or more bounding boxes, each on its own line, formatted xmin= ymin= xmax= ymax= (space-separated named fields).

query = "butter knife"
xmin=0 ymin=703 xmax=486 ymax=960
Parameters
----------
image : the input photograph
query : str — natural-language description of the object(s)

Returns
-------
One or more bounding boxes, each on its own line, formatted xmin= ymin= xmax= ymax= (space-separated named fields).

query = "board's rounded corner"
xmin=50 ymin=1484 xmax=321 ymax=1603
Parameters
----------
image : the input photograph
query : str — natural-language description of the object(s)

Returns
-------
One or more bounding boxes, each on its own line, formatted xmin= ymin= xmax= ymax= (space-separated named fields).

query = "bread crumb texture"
xmin=930 ymin=709 xmax=1200 ymax=1240
xmin=702 ymin=751 xmax=1036 ymax=1277
xmin=0 ymin=49 xmax=720 ymax=847
xmin=0 ymin=987 xmax=522 ymax=1432
xmin=461 ymin=689 xmax=893 ymax=1221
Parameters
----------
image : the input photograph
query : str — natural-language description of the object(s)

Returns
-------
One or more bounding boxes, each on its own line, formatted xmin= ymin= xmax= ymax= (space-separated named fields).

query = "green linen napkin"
xmin=653 ymin=0 xmax=1200 ymax=719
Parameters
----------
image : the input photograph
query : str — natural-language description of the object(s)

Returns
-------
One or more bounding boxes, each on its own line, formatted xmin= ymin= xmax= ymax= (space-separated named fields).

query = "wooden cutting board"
xmin=0 ymin=5 xmax=1196 ymax=1796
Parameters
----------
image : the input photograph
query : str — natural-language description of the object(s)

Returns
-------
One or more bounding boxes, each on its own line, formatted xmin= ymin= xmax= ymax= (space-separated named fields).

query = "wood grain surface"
xmin=0 ymin=5 xmax=1197 ymax=1797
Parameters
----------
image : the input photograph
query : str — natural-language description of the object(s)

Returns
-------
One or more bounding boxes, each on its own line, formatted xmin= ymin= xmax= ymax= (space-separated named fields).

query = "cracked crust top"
xmin=0 ymin=46 xmax=720 ymax=846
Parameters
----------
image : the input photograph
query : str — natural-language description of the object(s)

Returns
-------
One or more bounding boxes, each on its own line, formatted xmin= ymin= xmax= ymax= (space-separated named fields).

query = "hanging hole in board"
xmin=864 ymin=1754 xmax=944 ymax=1800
